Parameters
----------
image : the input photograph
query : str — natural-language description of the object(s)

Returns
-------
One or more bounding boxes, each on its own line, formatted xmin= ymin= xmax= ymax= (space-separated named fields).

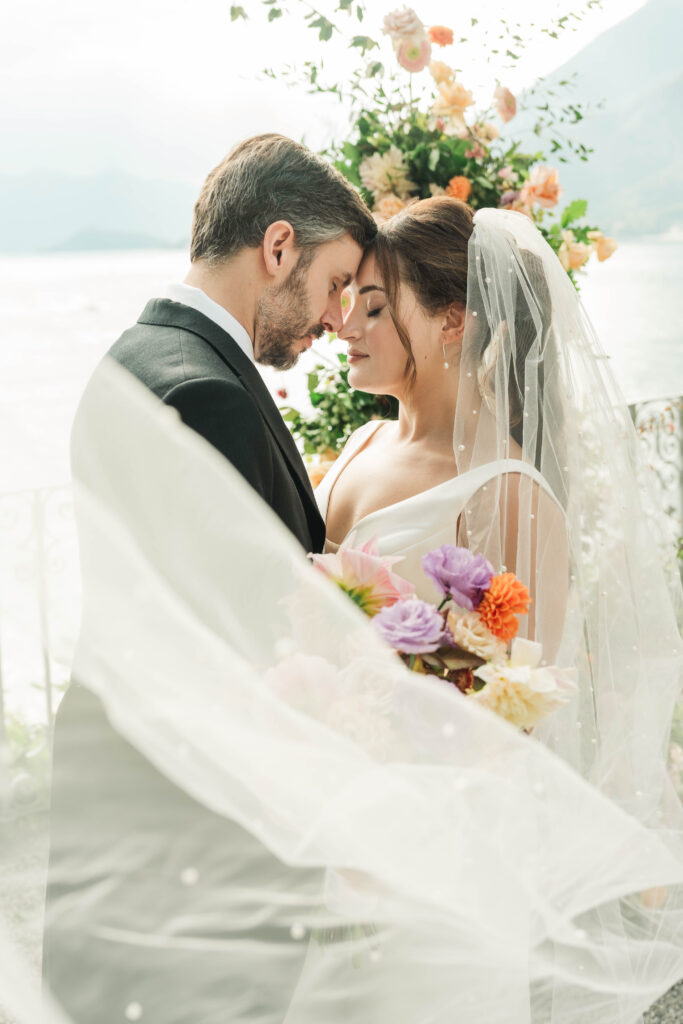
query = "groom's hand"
xmin=164 ymin=378 xmax=274 ymax=502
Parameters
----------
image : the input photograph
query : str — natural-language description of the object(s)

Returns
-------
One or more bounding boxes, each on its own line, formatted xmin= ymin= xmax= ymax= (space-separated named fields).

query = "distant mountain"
xmin=526 ymin=0 xmax=683 ymax=236
xmin=0 ymin=170 xmax=196 ymax=254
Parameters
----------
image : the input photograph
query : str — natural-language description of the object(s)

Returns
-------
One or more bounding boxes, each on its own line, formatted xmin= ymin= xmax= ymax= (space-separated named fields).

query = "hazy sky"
xmin=2 ymin=0 xmax=647 ymax=186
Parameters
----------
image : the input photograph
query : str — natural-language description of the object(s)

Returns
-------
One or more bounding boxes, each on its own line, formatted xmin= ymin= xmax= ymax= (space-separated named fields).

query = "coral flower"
xmin=446 ymin=175 xmax=472 ymax=202
xmin=397 ymin=35 xmax=432 ymax=73
xmin=428 ymin=25 xmax=454 ymax=46
xmin=477 ymin=572 xmax=531 ymax=642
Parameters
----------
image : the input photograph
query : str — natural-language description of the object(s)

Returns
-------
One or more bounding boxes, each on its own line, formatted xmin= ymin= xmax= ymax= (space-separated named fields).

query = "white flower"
xmin=429 ymin=183 xmax=446 ymax=197
xmin=470 ymin=638 xmax=578 ymax=730
xmin=359 ymin=146 xmax=416 ymax=200
xmin=382 ymin=6 xmax=423 ymax=40
xmin=447 ymin=609 xmax=507 ymax=662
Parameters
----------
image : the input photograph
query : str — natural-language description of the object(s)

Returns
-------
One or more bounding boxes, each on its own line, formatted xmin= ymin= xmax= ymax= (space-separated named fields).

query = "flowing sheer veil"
xmin=1 ymin=209 xmax=683 ymax=1024
xmin=454 ymin=208 xmax=683 ymax=818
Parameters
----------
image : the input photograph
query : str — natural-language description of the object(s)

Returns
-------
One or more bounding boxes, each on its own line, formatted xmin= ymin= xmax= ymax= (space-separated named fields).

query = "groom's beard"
xmin=255 ymin=250 xmax=325 ymax=370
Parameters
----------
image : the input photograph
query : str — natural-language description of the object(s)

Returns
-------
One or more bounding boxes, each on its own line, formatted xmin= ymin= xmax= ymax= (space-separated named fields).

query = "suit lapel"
xmin=139 ymin=300 xmax=325 ymax=543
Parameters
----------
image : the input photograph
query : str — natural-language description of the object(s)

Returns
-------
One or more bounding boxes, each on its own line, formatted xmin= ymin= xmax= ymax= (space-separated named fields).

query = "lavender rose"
xmin=422 ymin=545 xmax=494 ymax=608
xmin=372 ymin=599 xmax=447 ymax=654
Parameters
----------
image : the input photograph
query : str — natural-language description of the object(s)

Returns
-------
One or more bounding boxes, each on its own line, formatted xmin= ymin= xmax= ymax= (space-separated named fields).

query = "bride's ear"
xmin=440 ymin=303 xmax=466 ymax=347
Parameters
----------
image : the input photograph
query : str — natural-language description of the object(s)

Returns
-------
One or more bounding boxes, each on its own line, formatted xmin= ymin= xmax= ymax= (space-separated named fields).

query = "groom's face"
xmin=254 ymin=234 xmax=364 ymax=370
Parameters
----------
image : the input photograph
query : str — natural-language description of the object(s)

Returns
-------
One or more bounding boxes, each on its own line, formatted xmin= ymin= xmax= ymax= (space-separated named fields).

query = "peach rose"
xmin=428 ymin=25 xmax=454 ymax=46
xmin=519 ymin=166 xmax=563 ymax=209
xmin=373 ymin=193 xmax=410 ymax=224
xmin=429 ymin=60 xmax=454 ymax=85
xmin=435 ymin=80 xmax=474 ymax=113
xmin=446 ymin=175 xmax=472 ymax=202
xmin=558 ymin=231 xmax=592 ymax=271
xmin=494 ymin=85 xmax=517 ymax=123
xmin=474 ymin=121 xmax=500 ymax=142
xmin=587 ymin=230 xmax=618 ymax=262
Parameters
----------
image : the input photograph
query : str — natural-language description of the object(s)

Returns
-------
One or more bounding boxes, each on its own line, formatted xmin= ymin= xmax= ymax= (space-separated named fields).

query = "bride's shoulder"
xmin=342 ymin=418 xmax=390 ymax=453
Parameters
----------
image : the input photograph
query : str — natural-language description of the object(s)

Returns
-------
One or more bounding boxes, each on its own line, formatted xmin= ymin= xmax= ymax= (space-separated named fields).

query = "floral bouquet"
xmin=312 ymin=537 xmax=577 ymax=732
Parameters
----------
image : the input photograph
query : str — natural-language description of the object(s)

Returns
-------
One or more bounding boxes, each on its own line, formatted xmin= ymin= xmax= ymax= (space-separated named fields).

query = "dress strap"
xmin=454 ymin=459 xmax=565 ymax=517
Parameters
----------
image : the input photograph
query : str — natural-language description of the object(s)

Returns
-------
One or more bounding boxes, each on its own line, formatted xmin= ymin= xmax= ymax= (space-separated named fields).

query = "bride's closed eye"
xmin=367 ymin=306 xmax=385 ymax=318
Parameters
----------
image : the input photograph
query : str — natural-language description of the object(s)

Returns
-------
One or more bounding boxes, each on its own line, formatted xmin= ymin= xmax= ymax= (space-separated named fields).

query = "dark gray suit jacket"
xmin=109 ymin=298 xmax=325 ymax=554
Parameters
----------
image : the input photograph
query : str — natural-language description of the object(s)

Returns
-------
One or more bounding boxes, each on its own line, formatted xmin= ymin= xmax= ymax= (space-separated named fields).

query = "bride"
xmin=14 ymin=203 xmax=683 ymax=1024
xmin=320 ymin=198 xmax=569 ymax=656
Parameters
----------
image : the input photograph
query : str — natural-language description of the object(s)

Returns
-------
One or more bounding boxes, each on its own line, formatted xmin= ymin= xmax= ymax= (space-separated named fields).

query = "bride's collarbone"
xmin=326 ymin=441 xmax=457 ymax=541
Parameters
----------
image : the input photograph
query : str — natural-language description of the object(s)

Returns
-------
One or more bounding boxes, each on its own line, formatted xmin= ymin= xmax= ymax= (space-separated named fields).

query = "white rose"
xmin=447 ymin=609 xmax=507 ymax=662
xmin=359 ymin=145 xmax=416 ymax=200
xmin=382 ymin=6 xmax=423 ymax=39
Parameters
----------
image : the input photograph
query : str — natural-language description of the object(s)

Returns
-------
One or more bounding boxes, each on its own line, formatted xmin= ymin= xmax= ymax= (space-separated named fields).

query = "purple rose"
xmin=372 ymin=599 xmax=447 ymax=654
xmin=421 ymin=545 xmax=494 ymax=609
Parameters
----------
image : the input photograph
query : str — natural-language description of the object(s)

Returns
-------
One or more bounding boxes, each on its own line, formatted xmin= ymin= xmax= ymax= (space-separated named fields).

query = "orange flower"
xmin=446 ymin=175 xmax=472 ymax=202
xmin=477 ymin=573 xmax=531 ymax=642
xmin=429 ymin=25 xmax=454 ymax=46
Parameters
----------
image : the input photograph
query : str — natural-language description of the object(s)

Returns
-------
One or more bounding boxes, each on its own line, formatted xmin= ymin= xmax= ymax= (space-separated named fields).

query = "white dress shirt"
xmin=166 ymin=282 xmax=255 ymax=364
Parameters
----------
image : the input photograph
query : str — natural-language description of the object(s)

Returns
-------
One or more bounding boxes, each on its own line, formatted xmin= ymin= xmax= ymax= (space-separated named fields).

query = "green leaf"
xmin=309 ymin=15 xmax=335 ymax=41
xmin=230 ymin=5 xmax=247 ymax=20
xmin=268 ymin=7 xmax=282 ymax=21
xmin=350 ymin=35 xmax=378 ymax=55
xmin=561 ymin=198 xmax=588 ymax=227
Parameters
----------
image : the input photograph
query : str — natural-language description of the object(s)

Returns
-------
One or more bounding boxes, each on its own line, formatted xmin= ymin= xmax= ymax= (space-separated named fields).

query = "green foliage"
xmin=281 ymin=351 xmax=397 ymax=455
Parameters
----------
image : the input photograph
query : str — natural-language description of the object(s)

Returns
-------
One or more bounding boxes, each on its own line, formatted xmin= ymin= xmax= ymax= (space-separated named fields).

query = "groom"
xmin=109 ymin=132 xmax=376 ymax=553
xmin=43 ymin=135 xmax=376 ymax=1021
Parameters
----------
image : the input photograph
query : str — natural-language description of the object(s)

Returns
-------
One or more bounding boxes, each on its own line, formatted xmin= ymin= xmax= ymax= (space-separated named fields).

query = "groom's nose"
xmin=321 ymin=294 xmax=343 ymax=335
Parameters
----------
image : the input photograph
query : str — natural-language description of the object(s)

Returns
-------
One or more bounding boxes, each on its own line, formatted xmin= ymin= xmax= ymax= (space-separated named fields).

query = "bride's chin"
xmin=348 ymin=368 xmax=373 ymax=391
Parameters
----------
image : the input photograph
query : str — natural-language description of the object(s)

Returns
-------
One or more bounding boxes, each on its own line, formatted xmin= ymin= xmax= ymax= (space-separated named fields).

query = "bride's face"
xmin=339 ymin=251 xmax=429 ymax=396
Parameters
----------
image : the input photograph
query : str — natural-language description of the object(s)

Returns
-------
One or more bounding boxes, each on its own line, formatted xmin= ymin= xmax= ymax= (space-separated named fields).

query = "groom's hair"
xmin=190 ymin=134 xmax=376 ymax=265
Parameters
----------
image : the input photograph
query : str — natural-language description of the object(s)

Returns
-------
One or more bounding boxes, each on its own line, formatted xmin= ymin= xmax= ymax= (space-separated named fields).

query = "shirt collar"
xmin=166 ymin=282 xmax=255 ymax=364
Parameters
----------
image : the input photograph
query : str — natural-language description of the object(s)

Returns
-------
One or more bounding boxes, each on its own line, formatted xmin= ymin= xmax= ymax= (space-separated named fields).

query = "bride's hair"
xmin=374 ymin=197 xmax=562 ymax=471
xmin=373 ymin=197 xmax=473 ymax=386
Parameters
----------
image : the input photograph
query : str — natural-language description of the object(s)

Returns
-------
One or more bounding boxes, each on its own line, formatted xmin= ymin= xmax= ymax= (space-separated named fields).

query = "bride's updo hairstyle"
xmin=373 ymin=197 xmax=474 ymax=387
xmin=374 ymin=196 xmax=558 ymax=465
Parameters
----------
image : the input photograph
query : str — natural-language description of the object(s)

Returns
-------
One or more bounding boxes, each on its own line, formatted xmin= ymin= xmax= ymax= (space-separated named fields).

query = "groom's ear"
xmin=262 ymin=221 xmax=297 ymax=278
xmin=440 ymin=302 xmax=466 ymax=345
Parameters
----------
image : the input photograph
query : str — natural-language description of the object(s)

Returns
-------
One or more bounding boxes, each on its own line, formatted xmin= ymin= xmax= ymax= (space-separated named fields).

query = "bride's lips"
xmin=348 ymin=349 xmax=369 ymax=364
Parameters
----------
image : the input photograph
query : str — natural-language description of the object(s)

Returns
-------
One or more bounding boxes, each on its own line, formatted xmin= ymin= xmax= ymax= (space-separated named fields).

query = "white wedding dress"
xmin=315 ymin=419 xmax=561 ymax=601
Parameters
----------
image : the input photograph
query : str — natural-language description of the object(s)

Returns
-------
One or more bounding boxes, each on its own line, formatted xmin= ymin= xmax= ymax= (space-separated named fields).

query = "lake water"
xmin=0 ymin=242 xmax=682 ymax=721
xmin=1 ymin=240 xmax=682 ymax=493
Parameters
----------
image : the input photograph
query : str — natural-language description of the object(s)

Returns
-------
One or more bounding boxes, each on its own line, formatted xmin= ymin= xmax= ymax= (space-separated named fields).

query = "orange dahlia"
xmin=477 ymin=573 xmax=531 ymax=642
xmin=446 ymin=175 xmax=472 ymax=202
xmin=429 ymin=25 xmax=454 ymax=47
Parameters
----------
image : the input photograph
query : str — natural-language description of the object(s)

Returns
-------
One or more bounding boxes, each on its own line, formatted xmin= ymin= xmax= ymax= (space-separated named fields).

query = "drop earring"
xmin=442 ymin=341 xmax=449 ymax=369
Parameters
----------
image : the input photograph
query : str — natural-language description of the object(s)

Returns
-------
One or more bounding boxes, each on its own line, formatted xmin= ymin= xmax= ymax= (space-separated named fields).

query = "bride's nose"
xmin=338 ymin=310 xmax=362 ymax=343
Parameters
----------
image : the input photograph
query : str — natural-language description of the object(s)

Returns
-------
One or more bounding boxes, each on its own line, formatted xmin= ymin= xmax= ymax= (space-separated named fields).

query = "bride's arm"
xmin=458 ymin=472 xmax=569 ymax=660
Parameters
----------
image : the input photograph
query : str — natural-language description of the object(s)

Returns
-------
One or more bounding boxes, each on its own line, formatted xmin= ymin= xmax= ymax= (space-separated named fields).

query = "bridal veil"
xmin=2 ymin=208 xmax=683 ymax=1024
